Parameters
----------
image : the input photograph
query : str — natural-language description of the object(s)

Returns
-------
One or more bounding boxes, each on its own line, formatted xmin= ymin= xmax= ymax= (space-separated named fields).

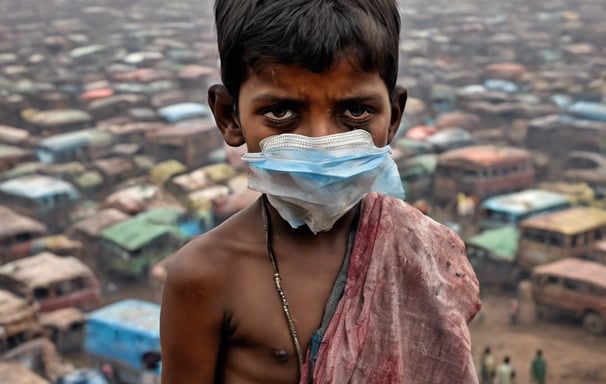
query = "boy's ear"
xmin=208 ymin=84 xmax=246 ymax=147
xmin=387 ymin=86 xmax=408 ymax=144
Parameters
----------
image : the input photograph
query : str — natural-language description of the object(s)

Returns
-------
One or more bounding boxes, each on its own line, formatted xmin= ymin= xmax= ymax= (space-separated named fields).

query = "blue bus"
xmin=480 ymin=189 xmax=571 ymax=230
xmin=84 ymin=300 xmax=161 ymax=384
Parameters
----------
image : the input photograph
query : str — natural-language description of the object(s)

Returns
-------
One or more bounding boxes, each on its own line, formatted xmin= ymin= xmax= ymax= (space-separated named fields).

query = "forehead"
xmin=241 ymin=57 xmax=389 ymax=100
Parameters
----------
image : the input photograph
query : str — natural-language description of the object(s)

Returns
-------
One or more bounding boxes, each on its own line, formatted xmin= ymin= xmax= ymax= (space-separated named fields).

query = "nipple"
xmin=273 ymin=347 xmax=290 ymax=364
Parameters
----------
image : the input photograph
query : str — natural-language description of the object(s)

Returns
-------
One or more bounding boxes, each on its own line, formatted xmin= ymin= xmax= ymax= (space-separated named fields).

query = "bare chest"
xmin=221 ymin=248 xmax=346 ymax=382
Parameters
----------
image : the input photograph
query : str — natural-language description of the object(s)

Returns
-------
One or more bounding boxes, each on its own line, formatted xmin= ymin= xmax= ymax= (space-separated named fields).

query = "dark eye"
xmin=264 ymin=106 xmax=294 ymax=121
xmin=343 ymin=104 xmax=373 ymax=121
xmin=347 ymin=105 xmax=368 ymax=117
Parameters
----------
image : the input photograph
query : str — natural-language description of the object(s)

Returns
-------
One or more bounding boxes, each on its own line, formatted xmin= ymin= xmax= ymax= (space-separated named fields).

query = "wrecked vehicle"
xmin=0 ymin=289 xmax=43 ymax=354
xmin=0 ymin=252 xmax=101 ymax=312
xmin=433 ymin=145 xmax=535 ymax=203
xmin=532 ymin=258 xmax=606 ymax=335
xmin=517 ymin=207 xmax=606 ymax=272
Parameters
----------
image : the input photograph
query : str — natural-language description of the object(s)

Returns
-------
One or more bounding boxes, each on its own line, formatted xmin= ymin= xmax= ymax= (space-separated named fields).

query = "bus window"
xmin=7 ymin=331 xmax=26 ymax=349
xmin=70 ymin=321 xmax=85 ymax=332
xmin=563 ymin=279 xmax=592 ymax=294
xmin=13 ymin=232 xmax=33 ymax=243
xmin=71 ymin=277 xmax=90 ymax=290
xmin=548 ymin=233 xmax=564 ymax=247
xmin=524 ymin=229 xmax=546 ymax=243
xmin=572 ymin=232 xmax=589 ymax=247
xmin=34 ymin=287 xmax=50 ymax=300
xmin=56 ymin=280 xmax=74 ymax=296
xmin=544 ymin=275 xmax=559 ymax=286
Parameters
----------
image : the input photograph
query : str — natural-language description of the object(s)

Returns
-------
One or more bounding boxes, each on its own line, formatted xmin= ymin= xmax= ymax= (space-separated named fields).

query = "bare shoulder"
xmin=160 ymin=201 xmax=263 ymax=383
xmin=164 ymin=227 xmax=230 ymax=293
xmin=164 ymin=199 xmax=263 ymax=294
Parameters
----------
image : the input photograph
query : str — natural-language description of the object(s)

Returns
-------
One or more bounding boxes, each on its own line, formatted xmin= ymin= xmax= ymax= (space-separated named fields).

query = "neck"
xmin=261 ymin=196 xmax=359 ymax=242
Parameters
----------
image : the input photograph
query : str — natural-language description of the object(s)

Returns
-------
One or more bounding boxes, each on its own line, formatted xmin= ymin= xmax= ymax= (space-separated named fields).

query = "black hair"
xmin=214 ymin=0 xmax=401 ymax=101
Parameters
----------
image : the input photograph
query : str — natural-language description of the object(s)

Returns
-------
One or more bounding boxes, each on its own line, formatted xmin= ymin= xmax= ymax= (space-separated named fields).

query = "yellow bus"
xmin=517 ymin=207 xmax=606 ymax=271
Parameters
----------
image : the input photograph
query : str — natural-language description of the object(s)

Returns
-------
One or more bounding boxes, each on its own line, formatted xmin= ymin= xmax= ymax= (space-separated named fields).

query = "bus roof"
xmin=0 ymin=206 xmax=47 ymax=239
xmin=25 ymin=109 xmax=91 ymax=128
xmin=0 ymin=144 xmax=29 ymax=159
xmin=0 ymin=175 xmax=79 ymax=200
xmin=533 ymin=258 xmax=606 ymax=289
xmin=158 ymin=102 xmax=211 ymax=122
xmin=87 ymin=299 xmax=160 ymax=336
xmin=519 ymin=207 xmax=606 ymax=235
xmin=0 ymin=252 xmax=95 ymax=289
xmin=68 ymin=208 xmax=130 ymax=238
xmin=438 ymin=145 xmax=531 ymax=167
xmin=481 ymin=189 xmax=570 ymax=215
xmin=0 ymin=289 xmax=37 ymax=323
xmin=36 ymin=129 xmax=113 ymax=152
xmin=0 ymin=125 xmax=30 ymax=145
xmin=466 ymin=226 xmax=519 ymax=261
xmin=101 ymin=214 xmax=182 ymax=252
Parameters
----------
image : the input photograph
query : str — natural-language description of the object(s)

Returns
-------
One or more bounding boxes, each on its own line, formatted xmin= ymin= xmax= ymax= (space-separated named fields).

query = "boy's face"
xmin=209 ymin=56 xmax=407 ymax=152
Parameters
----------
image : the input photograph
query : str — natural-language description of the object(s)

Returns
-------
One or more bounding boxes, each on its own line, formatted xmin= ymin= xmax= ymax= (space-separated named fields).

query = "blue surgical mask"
xmin=242 ymin=130 xmax=405 ymax=233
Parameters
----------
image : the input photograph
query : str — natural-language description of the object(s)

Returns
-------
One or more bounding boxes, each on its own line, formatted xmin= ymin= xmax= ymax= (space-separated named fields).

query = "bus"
xmin=433 ymin=145 xmax=534 ymax=203
xmin=466 ymin=225 xmax=519 ymax=287
xmin=0 ymin=175 xmax=80 ymax=230
xmin=532 ymin=258 xmax=606 ymax=334
xmin=84 ymin=300 xmax=161 ymax=384
xmin=0 ymin=289 xmax=43 ymax=354
xmin=0 ymin=206 xmax=47 ymax=263
xmin=517 ymin=207 xmax=606 ymax=271
xmin=0 ymin=252 xmax=101 ymax=312
xmin=479 ymin=189 xmax=571 ymax=229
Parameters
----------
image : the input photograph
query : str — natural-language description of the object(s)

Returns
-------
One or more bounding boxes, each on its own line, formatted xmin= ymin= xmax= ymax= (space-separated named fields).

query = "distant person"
xmin=509 ymin=298 xmax=519 ymax=325
xmin=480 ymin=346 xmax=496 ymax=384
xmin=497 ymin=356 xmax=515 ymax=384
xmin=531 ymin=349 xmax=547 ymax=384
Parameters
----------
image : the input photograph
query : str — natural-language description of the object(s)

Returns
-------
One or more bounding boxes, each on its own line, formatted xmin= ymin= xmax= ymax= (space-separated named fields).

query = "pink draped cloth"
xmin=300 ymin=193 xmax=481 ymax=383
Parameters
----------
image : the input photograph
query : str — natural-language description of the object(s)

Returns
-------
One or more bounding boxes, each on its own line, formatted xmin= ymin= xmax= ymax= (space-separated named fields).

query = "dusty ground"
xmin=470 ymin=289 xmax=606 ymax=384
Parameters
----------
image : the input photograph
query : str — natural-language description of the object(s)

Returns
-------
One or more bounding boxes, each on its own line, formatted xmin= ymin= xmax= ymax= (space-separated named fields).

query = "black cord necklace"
xmin=260 ymin=195 xmax=305 ymax=375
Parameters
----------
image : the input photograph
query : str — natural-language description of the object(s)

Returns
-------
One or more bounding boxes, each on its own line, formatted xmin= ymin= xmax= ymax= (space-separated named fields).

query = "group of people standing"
xmin=480 ymin=347 xmax=547 ymax=384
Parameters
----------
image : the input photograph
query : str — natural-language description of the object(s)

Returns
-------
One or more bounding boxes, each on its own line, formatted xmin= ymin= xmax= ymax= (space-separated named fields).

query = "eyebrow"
xmin=251 ymin=93 xmax=385 ymax=104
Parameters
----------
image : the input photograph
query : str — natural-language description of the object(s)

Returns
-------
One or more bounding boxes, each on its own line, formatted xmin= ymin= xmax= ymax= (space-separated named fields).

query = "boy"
xmin=160 ymin=1 xmax=481 ymax=383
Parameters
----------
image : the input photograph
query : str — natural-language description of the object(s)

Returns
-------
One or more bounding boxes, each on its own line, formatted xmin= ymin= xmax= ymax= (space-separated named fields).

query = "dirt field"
xmin=471 ymin=289 xmax=606 ymax=384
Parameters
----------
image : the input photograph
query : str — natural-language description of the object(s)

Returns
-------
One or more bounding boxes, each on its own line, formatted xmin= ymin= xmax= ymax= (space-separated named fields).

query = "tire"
xmin=583 ymin=311 xmax=605 ymax=335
